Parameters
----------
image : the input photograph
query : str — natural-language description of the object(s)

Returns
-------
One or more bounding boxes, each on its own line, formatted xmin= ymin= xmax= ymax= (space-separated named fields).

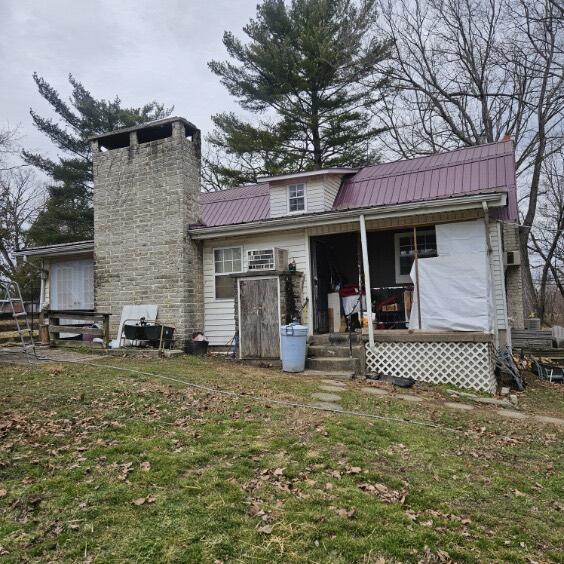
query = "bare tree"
xmin=529 ymin=149 xmax=564 ymax=322
xmin=0 ymin=127 xmax=43 ymax=286
xmin=0 ymin=168 xmax=42 ymax=281
xmin=375 ymin=0 xmax=564 ymax=312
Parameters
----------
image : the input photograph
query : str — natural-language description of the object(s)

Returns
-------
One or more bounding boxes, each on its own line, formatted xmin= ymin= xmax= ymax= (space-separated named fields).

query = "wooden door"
xmin=239 ymin=277 xmax=280 ymax=358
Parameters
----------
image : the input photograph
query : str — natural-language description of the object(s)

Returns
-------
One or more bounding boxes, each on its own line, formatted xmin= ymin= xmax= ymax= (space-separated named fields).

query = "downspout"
xmin=359 ymin=215 xmax=375 ymax=349
xmin=482 ymin=202 xmax=499 ymax=347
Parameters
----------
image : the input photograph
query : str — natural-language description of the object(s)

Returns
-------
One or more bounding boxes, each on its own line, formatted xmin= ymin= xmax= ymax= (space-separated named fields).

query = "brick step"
xmin=307 ymin=344 xmax=363 ymax=358
xmin=306 ymin=356 xmax=360 ymax=373
xmin=308 ymin=333 xmax=364 ymax=346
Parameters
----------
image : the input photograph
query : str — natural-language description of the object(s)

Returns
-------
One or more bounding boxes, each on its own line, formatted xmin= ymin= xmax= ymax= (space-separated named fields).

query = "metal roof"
xmin=334 ymin=141 xmax=518 ymax=220
xmin=198 ymin=141 xmax=518 ymax=227
xmin=199 ymin=184 xmax=270 ymax=227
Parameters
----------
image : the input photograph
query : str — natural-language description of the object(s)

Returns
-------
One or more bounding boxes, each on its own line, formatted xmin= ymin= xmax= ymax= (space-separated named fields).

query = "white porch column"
xmin=359 ymin=214 xmax=375 ymax=348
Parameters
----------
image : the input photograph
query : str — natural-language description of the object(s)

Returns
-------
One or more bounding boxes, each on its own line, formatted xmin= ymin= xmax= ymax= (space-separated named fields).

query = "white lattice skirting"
xmin=365 ymin=341 xmax=496 ymax=393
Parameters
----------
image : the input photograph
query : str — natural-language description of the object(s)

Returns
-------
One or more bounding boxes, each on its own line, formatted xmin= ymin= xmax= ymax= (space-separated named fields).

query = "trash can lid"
xmin=280 ymin=323 xmax=308 ymax=335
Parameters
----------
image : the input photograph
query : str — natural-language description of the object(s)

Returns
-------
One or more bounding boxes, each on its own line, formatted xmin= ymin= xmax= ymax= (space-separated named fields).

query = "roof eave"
xmin=189 ymin=192 xmax=507 ymax=240
xmin=14 ymin=241 xmax=95 ymax=259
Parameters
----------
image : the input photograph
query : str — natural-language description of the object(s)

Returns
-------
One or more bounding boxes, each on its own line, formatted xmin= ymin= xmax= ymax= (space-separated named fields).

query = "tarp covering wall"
xmin=409 ymin=220 xmax=494 ymax=331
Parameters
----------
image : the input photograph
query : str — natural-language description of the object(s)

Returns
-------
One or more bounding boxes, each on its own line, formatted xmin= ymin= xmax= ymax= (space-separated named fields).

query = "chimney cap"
xmin=89 ymin=116 xmax=199 ymax=142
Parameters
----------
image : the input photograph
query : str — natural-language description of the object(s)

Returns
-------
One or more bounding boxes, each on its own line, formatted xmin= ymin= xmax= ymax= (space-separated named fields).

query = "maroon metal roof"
xmin=199 ymin=183 xmax=270 ymax=227
xmin=334 ymin=141 xmax=518 ymax=220
xmin=197 ymin=141 xmax=518 ymax=227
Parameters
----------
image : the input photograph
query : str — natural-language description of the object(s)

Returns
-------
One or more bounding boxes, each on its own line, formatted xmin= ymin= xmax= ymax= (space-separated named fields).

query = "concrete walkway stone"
xmin=534 ymin=415 xmax=564 ymax=426
xmin=444 ymin=401 xmax=474 ymax=411
xmin=395 ymin=394 xmax=423 ymax=402
xmin=361 ymin=387 xmax=390 ymax=396
xmin=321 ymin=379 xmax=346 ymax=387
xmin=319 ymin=385 xmax=346 ymax=393
xmin=312 ymin=392 xmax=342 ymax=402
xmin=312 ymin=401 xmax=343 ymax=412
xmin=496 ymin=409 xmax=528 ymax=420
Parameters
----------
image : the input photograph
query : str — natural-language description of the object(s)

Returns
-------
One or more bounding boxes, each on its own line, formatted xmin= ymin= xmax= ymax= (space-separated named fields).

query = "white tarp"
xmin=109 ymin=304 xmax=159 ymax=348
xmin=409 ymin=220 xmax=494 ymax=332
xmin=436 ymin=220 xmax=488 ymax=256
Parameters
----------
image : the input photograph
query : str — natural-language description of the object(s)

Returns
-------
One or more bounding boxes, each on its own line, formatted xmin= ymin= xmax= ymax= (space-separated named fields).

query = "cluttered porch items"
xmin=372 ymin=286 xmax=413 ymax=330
xmin=327 ymin=284 xmax=414 ymax=333
xmin=339 ymin=283 xmax=366 ymax=331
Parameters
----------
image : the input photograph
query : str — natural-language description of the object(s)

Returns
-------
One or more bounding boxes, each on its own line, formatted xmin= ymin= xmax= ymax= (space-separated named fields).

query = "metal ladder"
xmin=0 ymin=279 xmax=36 ymax=360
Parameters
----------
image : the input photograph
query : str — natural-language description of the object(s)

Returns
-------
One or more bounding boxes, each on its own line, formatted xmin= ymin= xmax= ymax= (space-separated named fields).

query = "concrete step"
xmin=306 ymin=356 xmax=360 ymax=373
xmin=302 ymin=369 xmax=355 ymax=381
xmin=308 ymin=333 xmax=365 ymax=346
xmin=308 ymin=344 xmax=363 ymax=358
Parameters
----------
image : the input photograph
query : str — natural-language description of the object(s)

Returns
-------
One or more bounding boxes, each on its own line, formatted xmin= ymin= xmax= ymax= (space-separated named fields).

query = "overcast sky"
xmin=0 ymin=0 xmax=257 ymax=161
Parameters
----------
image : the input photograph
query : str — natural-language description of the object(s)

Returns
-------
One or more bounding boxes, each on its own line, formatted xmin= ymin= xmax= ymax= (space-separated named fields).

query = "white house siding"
xmin=202 ymin=215 xmax=509 ymax=346
xmin=323 ymin=175 xmax=342 ymax=208
xmin=269 ymin=175 xmax=345 ymax=218
xmin=489 ymin=222 xmax=509 ymax=331
xmin=203 ymin=229 xmax=309 ymax=345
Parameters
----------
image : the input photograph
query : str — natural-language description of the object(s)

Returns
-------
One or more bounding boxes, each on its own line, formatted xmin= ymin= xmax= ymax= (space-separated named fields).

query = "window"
xmin=394 ymin=229 xmax=437 ymax=283
xmin=50 ymin=259 xmax=94 ymax=310
xmin=288 ymin=183 xmax=305 ymax=212
xmin=214 ymin=247 xmax=242 ymax=299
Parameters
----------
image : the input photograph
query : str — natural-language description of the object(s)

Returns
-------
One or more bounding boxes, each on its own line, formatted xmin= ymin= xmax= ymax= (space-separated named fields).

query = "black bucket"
xmin=185 ymin=340 xmax=209 ymax=355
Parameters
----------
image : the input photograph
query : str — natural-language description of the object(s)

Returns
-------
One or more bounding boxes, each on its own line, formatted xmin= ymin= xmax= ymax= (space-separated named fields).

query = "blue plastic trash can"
xmin=280 ymin=323 xmax=308 ymax=372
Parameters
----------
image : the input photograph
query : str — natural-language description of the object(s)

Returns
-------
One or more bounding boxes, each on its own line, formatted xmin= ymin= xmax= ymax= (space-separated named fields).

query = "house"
xmin=16 ymin=117 xmax=524 ymax=392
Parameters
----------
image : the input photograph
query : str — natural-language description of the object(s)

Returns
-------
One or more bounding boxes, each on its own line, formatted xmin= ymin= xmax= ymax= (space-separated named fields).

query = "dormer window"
xmin=288 ymin=183 xmax=305 ymax=213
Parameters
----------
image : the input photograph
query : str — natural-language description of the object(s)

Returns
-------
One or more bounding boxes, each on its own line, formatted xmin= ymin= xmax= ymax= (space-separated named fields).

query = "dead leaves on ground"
xmin=358 ymin=482 xmax=408 ymax=504
xmin=131 ymin=495 xmax=156 ymax=506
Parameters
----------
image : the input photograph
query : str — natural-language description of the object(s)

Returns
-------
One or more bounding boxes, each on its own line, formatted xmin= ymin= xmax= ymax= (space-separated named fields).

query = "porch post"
xmin=359 ymin=214 xmax=375 ymax=349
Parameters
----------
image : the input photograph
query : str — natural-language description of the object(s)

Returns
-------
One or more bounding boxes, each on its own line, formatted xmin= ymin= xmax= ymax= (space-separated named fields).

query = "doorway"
xmin=310 ymin=233 xmax=360 ymax=333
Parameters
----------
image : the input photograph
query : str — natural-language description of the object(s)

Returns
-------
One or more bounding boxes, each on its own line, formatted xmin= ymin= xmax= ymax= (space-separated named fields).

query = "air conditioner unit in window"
xmin=504 ymin=250 xmax=521 ymax=267
xmin=247 ymin=248 xmax=289 ymax=271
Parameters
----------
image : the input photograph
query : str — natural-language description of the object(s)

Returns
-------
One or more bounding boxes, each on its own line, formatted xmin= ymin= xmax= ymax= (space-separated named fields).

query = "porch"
xmin=306 ymin=211 xmax=503 ymax=393
xmin=306 ymin=330 xmax=496 ymax=392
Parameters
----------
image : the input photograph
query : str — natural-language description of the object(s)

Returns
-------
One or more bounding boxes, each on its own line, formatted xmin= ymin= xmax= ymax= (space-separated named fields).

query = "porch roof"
xmin=14 ymin=240 xmax=94 ymax=259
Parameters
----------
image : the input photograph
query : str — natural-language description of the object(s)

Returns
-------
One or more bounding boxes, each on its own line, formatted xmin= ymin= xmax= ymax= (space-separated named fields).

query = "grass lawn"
xmin=0 ymin=355 xmax=562 ymax=563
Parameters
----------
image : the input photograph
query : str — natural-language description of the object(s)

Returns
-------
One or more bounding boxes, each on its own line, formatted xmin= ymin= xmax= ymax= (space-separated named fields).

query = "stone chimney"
xmin=91 ymin=117 xmax=203 ymax=344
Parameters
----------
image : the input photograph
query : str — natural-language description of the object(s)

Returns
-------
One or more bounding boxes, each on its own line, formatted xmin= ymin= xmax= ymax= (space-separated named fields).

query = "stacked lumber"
xmin=511 ymin=329 xmax=553 ymax=349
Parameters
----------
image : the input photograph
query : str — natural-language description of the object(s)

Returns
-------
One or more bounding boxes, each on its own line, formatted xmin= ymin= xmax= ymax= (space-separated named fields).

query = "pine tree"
xmin=206 ymin=0 xmax=391 ymax=189
xmin=24 ymin=74 xmax=172 ymax=244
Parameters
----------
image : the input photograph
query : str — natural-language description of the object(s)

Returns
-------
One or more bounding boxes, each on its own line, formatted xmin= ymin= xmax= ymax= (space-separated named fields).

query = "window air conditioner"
xmin=247 ymin=248 xmax=289 ymax=271
xmin=504 ymin=250 xmax=520 ymax=267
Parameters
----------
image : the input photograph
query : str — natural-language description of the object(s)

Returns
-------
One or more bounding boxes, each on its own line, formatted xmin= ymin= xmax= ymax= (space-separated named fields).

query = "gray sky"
xmin=0 ymin=0 xmax=256 ymax=160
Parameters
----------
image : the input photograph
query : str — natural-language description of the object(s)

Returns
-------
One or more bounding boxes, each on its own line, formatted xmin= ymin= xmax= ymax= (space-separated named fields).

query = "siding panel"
xmin=204 ymin=230 xmax=308 ymax=345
